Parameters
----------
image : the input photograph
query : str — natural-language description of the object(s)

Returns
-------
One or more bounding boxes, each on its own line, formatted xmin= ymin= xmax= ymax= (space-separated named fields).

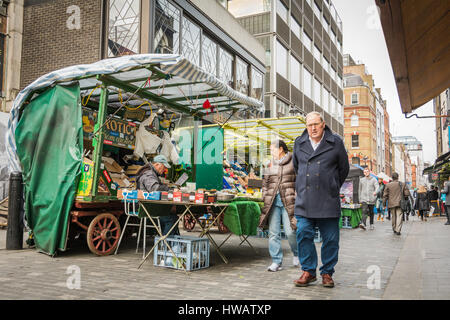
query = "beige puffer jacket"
xmin=259 ymin=152 xmax=297 ymax=230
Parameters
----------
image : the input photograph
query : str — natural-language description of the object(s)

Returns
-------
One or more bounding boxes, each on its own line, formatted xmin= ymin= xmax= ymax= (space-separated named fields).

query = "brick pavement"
xmin=0 ymin=214 xmax=449 ymax=300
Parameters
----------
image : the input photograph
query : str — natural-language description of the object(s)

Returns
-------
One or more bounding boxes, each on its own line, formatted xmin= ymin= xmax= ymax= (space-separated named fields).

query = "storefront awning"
xmin=6 ymin=54 xmax=264 ymax=172
xmin=423 ymin=150 xmax=450 ymax=175
xmin=375 ymin=0 xmax=450 ymax=113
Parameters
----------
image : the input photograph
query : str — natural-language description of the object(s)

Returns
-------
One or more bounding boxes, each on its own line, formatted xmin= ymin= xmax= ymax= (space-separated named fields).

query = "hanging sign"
xmin=82 ymin=108 xmax=137 ymax=149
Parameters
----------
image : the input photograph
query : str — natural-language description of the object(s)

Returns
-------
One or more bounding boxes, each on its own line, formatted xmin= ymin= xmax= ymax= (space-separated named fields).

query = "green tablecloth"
xmin=222 ymin=201 xmax=262 ymax=236
xmin=339 ymin=208 xmax=362 ymax=228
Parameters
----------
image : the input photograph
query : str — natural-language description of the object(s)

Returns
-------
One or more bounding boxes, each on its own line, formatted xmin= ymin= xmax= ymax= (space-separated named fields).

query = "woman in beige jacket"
xmin=259 ymin=140 xmax=298 ymax=272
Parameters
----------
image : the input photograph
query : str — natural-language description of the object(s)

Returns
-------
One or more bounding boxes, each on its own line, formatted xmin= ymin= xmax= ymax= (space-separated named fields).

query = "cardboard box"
xmin=195 ymin=193 xmax=205 ymax=204
xmin=173 ymin=191 xmax=182 ymax=202
xmin=110 ymin=173 xmax=131 ymax=188
xmin=126 ymin=165 xmax=143 ymax=176
xmin=102 ymin=157 xmax=124 ymax=174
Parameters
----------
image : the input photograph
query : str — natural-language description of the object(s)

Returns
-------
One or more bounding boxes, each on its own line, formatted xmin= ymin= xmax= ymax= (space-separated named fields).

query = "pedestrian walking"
xmin=428 ymin=185 xmax=440 ymax=216
xmin=259 ymin=140 xmax=299 ymax=272
xmin=376 ymin=178 xmax=385 ymax=222
xmin=292 ymin=112 xmax=349 ymax=288
xmin=414 ymin=185 xmax=430 ymax=221
xmin=382 ymin=172 xmax=411 ymax=235
xmin=440 ymin=176 xmax=450 ymax=225
xmin=358 ymin=167 xmax=378 ymax=230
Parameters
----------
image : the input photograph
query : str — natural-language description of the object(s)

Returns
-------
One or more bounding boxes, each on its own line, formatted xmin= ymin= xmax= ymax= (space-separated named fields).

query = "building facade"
xmin=18 ymin=0 xmax=266 ymax=120
xmin=228 ymin=0 xmax=345 ymax=136
xmin=434 ymin=88 xmax=450 ymax=157
xmin=392 ymin=136 xmax=426 ymax=187
xmin=343 ymin=54 xmax=389 ymax=174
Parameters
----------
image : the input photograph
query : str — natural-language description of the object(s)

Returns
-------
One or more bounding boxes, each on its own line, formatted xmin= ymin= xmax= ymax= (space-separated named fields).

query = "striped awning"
xmin=6 ymin=54 xmax=264 ymax=172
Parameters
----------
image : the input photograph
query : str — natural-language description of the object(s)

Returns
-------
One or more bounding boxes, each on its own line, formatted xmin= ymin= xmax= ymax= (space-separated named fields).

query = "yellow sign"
xmin=76 ymin=158 xmax=94 ymax=197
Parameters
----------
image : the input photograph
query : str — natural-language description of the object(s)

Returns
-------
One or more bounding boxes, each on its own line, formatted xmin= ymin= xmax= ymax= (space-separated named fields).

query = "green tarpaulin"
xmin=223 ymin=201 xmax=261 ymax=236
xmin=15 ymin=84 xmax=83 ymax=255
xmin=339 ymin=208 xmax=362 ymax=228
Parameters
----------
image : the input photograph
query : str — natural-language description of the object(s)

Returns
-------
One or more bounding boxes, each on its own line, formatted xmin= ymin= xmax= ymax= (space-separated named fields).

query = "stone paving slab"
xmin=0 ymin=215 xmax=449 ymax=300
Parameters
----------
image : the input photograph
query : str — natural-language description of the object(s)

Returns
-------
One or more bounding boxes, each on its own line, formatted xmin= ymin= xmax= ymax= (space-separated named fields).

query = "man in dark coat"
xmin=292 ymin=112 xmax=349 ymax=288
xmin=440 ymin=176 xmax=450 ymax=225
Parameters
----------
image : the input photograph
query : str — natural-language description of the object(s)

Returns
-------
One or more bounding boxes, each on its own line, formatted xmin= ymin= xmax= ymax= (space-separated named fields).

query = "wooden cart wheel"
xmin=87 ymin=213 xmax=121 ymax=256
xmin=183 ymin=214 xmax=196 ymax=231
xmin=217 ymin=214 xmax=229 ymax=234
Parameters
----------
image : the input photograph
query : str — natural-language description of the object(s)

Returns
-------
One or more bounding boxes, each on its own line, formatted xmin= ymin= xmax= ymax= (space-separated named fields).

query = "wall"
xmin=20 ymin=0 xmax=103 ymax=88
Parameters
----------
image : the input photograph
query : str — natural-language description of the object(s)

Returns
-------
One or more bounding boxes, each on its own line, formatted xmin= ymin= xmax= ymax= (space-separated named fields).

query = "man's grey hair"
xmin=305 ymin=111 xmax=324 ymax=122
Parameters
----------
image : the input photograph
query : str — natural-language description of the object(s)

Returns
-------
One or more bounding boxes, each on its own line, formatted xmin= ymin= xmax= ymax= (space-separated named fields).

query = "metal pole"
xmin=6 ymin=172 xmax=23 ymax=250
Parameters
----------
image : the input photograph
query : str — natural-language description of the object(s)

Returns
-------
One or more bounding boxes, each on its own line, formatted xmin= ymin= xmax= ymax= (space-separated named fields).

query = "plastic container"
xmin=153 ymin=235 xmax=210 ymax=271
xmin=143 ymin=191 xmax=161 ymax=200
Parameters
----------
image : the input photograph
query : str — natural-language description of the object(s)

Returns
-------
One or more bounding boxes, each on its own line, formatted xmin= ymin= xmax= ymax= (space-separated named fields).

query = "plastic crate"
xmin=314 ymin=227 xmax=322 ymax=243
xmin=153 ymin=235 xmax=210 ymax=271
xmin=342 ymin=216 xmax=352 ymax=229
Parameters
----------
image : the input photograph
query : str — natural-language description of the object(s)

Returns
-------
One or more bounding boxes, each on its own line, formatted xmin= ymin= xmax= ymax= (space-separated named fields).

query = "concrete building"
xmin=227 ymin=0 xmax=345 ymax=136
xmin=392 ymin=136 xmax=426 ymax=187
xmin=434 ymin=88 xmax=450 ymax=157
xmin=392 ymin=142 xmax=405 ymax=182
xmin=343 ymin=54 xmax=389 ymax=174
xmin=18 ymin=0 xmax=266 ymax=120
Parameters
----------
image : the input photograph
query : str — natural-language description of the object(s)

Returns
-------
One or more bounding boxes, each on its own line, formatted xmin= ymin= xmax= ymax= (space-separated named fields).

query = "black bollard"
xmin=6 ymin=172 xmax=24 ymax=250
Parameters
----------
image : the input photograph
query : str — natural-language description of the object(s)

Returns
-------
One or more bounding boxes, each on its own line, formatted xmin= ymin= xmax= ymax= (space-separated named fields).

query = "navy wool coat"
xmin=293 ymin=125 xmax=349 ymax=219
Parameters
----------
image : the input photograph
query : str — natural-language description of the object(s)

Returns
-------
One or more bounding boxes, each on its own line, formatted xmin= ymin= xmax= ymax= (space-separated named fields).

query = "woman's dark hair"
xmin=271 ymin=139 xmax=289 ymax=154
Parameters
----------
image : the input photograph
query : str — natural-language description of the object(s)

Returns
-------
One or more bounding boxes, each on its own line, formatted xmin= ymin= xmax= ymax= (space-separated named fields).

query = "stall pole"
xmin=91 ymin=83 xmax=109 ymax=198
xmin=6 ymin=172 xmax=23 ymax=250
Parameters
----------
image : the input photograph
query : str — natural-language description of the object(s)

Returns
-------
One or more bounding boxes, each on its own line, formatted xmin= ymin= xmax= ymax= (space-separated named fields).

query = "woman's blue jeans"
xmin=296 ymin=216 xmax=340 ymax=276
xmin=268 ymin=194 xmax=298 ymax=264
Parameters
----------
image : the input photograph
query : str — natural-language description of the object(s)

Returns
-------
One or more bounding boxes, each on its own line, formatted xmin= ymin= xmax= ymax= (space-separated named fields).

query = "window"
xmin=277 ymin=0 xmax=288 ymax=23
xmin=352 ymin=135 xmax=359 ymax=148
xmin=251 ymin=67 xmax=263 ymax=101
xmin=331 ymin=95 xmax=337 ymax=115
xmin=302 ymin=30 xmax=312 ymax=52
xmin=331 ymin=66 xmax=337 ymax=82
xmin=313 ymin=77 xmax=321 ymax=106
xmin=291 ymin=16 xmax=301 ymax=39
xmin=331 ymin=29 xmax=337 ymax=44
xmin=218 ymin=47 xmax=233 ymax=87
xmin=277 ymin=98 xmax=289 ymax=116
xmin=201 ymin=34 xmax=217 ymax=76
xmin=303 ymin=66 xmax=312 ymax=99
xmin=322 ymin=89 xmax=329 ymax=113
xmin=323 ymin=57 xmax=329 ymax=73
xmin=351 ymin=114 xmax=359 ymax=126
xmin=352 ymin=157 xmax=360 ymax=166
xmin=351 ymin=93 xmax=359 ymax=105
xmin=314 ymin=2 xmax=322 ymax=20
xmin=338 ymin=102 xmax=343 ymax=122
xmin=314 ymin=45 xmax=321 ymax=62
xmin=108 ymin=0 xmax=141 ymax=57
xmin=276 ymin=40 xmax=288 ymax=79
xmin=181 ymin=17 xmax=201 ymax=66
xmin=236 ymin=56 xmax=249 ymax=95
xmin=290 ymin=55 xmax=300 ymax=89
xmin=305 ymin=0 xmax=312 ymax=6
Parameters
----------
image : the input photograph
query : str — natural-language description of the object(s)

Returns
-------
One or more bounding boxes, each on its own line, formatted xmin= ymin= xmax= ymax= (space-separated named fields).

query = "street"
xmin=0 ymin=215 xmax=449 ymax=300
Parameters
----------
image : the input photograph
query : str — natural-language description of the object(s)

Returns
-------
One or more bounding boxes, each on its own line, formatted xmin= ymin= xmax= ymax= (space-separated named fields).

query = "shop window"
xmin=352 ymin=135 xmax=359 ymax=148
xmin=108 ymin=0 xmax=141 ymax=57
xmin=251 ymin=67 xmax=264 ymax=101
xmin=201 ymin=34 xmax=217 ymax=76
xmin=218 ymin=47 xmax=234 ymax=87
xmin=236 ymin=57 xmax=249 ymax=95
xmin=181 ymin=16 xmax=201 ymax=66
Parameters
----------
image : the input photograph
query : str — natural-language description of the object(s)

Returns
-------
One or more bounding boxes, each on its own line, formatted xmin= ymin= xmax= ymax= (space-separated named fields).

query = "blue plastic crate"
xmin=342 ymin=216 xmax=352 ymax=229
xmin=154 ymin=235 xmax=210 ymax=271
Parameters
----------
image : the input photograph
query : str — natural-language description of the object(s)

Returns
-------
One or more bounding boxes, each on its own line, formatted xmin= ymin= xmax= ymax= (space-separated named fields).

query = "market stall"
xmin=5 ymin=54 xmax=263 ymax=257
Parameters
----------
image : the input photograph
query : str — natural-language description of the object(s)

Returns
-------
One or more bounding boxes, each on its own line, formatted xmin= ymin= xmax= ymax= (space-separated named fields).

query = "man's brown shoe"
xmin=293 ymin=271 xmax=317 ymax=287
xmin=322 ymin=274 xmax=335 ymax=288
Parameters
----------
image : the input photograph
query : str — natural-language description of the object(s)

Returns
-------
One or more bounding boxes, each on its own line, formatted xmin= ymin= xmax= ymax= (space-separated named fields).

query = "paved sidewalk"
xmin=0 ymin=215 xmax=449 ymax=300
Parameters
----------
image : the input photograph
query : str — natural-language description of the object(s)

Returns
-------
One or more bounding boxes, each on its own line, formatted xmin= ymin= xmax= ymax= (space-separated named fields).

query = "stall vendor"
xmin=135 ymin=155 xmax=180 ymax=236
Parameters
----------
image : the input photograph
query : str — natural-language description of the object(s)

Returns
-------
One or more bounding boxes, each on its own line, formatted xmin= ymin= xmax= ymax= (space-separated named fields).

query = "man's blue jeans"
xmin=268 ymin=194 xmax=298 ymax=264
xmin=296 ymin=216 xmax=340 ymax=276
xmin=159 ymin=215 xmax=180 ymax=236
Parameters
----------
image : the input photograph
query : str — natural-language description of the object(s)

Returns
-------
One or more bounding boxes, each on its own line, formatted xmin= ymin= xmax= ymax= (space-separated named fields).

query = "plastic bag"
xmin=133 ymin=114 xmax=162 ymax=159
xmin=429 ymin=206 xmax=435 ymax=217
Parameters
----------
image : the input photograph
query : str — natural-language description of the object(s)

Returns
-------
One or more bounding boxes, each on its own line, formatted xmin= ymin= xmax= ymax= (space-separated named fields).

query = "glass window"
xmin=338 ymin=102 xmax=343 ymax=122
xmin=153 ymin=0 xmax=179 ymax=54
xmin=322 ymin=89 xmax=329 ymax=113
xmin=251 ymin=67 xmax=263 ymax=101
xmin=290 ymin=55 xmax=300 ymax=89
xmin=277 ymin=0 xmax=288 ymax=23
xmin=219 ymin=47 xmax=234 ymax=87
xmin=331 ymin=95 xmax=337 ymax=115
xmin=331 ymin=29 xmax=337 ymax=44
xmin=331 ymin=66 xmax=336 ymax=81
xmin=351 ymin=114 xmax=359 ymax=126
xmin=201 ymin=34 xmax=217 ymax=76
xmin=302 ymin=30 xmax=312 ymax=52
xmin=276 ymin=40 xmax=288 ymax=79
xmin=303 ymin=65 xmax=312 ymax=99
xmin=306 ymin=0 xmax=312 ymax=6
xmin=277 ymin=98 xmax=289 ymax=116
xmin=291 ymin=16 xmax=301 ymax=39
xmin=181 ymin=17 xmax=201 ymax=66
xmin=314 ymin=77 xmax=321 ymax=106
xmin=323 ymin=57 xmax=329 ymax=73
xmin=314 ymin=45 xmax=321 ymax=62
xmin=108 ymin=0 xmax=141 ymax=57
xmin=351 ymin=93 xmax=359 ymax=105
xmin=236 ymin=56 xmax=249 ymax=95
xmin=352 ymin=135 xmax=359 ymax=148
xmin=314 ymin=2 xmax=321 ymax=19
